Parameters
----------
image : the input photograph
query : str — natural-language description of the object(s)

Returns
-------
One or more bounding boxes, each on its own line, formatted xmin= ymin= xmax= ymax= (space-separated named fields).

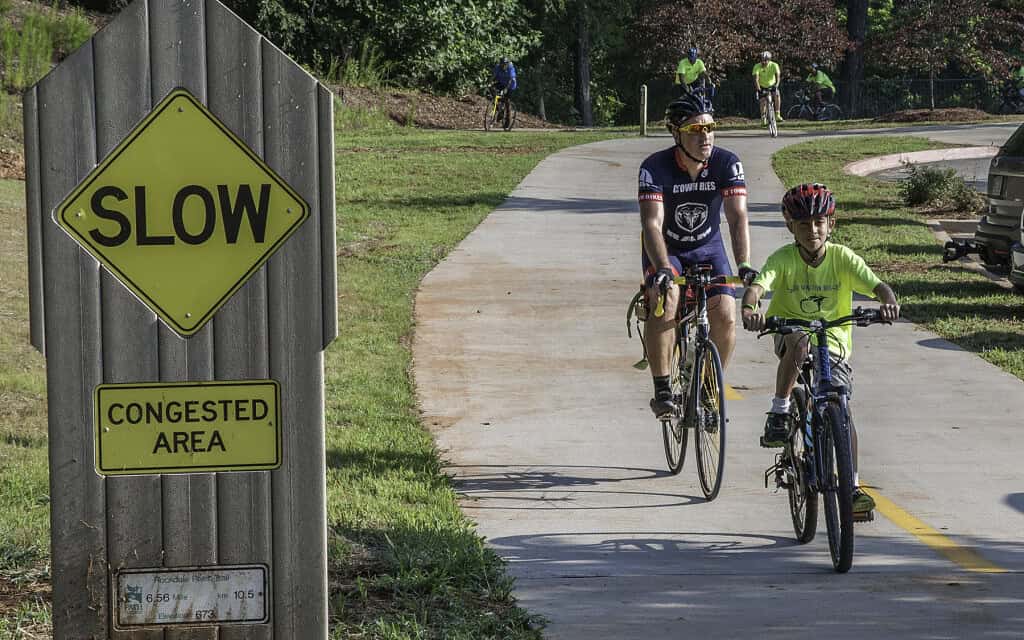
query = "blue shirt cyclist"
xmin=493 ymin=57 xmax=518 ymax=94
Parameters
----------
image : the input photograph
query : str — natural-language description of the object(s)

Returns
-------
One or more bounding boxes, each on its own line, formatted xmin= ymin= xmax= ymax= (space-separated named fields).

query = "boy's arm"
xmin=741 ymin=284 xmax=766 ymax=331
xmin=873 ymin=282 xmax=900 ymax=321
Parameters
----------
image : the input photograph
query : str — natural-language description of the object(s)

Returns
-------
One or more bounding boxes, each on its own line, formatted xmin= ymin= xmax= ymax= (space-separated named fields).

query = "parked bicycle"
xmin=996 ymin=80 xmax=1024 ymax=115
xmin=628 ymin=265 xmax=743 ymax=500
xmin=759 ymin=307 xmax=890 ymax=573
xmin=483 ymin=88 xmax=516 ymax=131
xmin=786 ymin=87 xmax=843 ymax=121
xmin=758 ymin=88 xmax=778 ymax=138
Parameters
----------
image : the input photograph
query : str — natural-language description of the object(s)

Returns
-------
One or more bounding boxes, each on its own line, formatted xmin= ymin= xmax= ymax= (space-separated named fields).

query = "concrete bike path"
xmin=413 ymin=124 xmax=1024 ymax=639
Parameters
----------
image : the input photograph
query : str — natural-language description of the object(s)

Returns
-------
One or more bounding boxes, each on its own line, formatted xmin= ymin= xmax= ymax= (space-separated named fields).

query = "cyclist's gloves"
xmin=652 ymin=267 xmax=675 ymax=292
xmin=738 ymin=264 xmax=759 ymax=286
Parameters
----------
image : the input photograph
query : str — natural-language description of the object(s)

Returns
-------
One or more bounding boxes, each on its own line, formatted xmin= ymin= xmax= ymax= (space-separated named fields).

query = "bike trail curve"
xmin=412 ymin=122 xmax=1024 ymax=639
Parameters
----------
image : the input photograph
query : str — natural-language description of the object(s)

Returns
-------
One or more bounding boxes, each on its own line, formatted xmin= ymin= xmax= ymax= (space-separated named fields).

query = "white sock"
xmin=769 ymin=396 xmax=790 ymax=414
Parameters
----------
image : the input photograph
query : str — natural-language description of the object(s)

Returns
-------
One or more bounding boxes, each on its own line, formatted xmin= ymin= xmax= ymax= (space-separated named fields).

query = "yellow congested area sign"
xmin=55 ymin=88 xmax=309 ymax=337
xmin=95 ymin=380 xmax=281 ymax=475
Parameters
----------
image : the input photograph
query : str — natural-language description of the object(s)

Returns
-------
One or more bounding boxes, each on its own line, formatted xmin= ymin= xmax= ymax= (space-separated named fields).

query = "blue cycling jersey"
xmin=638 ymin=145 xmax=746 ymax=252
xmin=493 ymin=62 xmax=518 ymax=91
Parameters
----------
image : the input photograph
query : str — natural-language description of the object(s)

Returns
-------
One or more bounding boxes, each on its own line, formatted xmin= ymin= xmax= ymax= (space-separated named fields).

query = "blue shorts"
xmin=642 ymin=242 xmax=737 ymax=299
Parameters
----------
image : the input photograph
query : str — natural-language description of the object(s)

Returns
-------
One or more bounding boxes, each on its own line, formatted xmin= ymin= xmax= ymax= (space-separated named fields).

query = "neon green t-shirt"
xmin=1015 ymin=66 xmax=1024 ymax=88
xmin=806 ymin=70 xmax=835 ymax=92
xmin=753 ymin=242 xmax=881 ymax=357
xmin=676 ymin=58 xmax=707 ymax=85
xmin=752 ymin=61 xmax=781 ymax=88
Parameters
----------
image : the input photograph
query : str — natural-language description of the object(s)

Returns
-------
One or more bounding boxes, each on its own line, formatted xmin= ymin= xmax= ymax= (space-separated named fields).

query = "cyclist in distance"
xmin=674 ymin=46 xmax=712 ymax=96
xmin=1014 ymin=62 xmax=1024 ymax=99
xmin=806 ymin=63 xmax=836 ymax=109
xmin=638 ymin=92 xmax=755 ymax=419
xmin=739 ymin=183 xmax=900 ymax=516
xmin=753 ymin=51 xmax=783 ymax=124
xmin=492 ymin=56 xmax=518 ymax=98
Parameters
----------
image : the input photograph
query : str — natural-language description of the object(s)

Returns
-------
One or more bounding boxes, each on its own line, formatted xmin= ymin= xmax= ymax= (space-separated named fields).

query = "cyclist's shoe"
xmin=650 ymin=393 xmax=677 ymax=420
xmin=761 ymin=115 xmax=768 ymax=126
xmin=775 ymin=112 xmax=784 ymax=122
xmin=760 ymin=412 xmax=790 ymax=448
xmin=852 ymin=488 xmax=876 ymax=515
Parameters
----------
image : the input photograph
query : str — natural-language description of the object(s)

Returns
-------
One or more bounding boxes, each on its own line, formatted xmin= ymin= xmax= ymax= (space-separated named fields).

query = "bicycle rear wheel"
xmin=786 ymin=388 xmax=817 ymax=543
xmin=818 ymin=104 xmax=842 ymax=121
xmin=694 ymin=340 xmax=725 ymax=500
xmin=661 ymin=330 xmax=688 ymax=474
xmin=503 ymin=100 xmax=516 ymax=130
xmin=820 ymin=400 xmax=855 ymax=572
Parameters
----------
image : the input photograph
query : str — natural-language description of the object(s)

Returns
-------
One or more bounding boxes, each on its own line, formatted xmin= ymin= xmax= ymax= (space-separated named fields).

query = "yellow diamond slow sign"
xmin=55 ymin=88 xmax=309 ymax=337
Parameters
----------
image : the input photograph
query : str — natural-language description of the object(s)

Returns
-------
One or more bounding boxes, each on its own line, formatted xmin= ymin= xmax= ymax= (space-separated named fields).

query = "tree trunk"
xmin=841 ymin=0 xmax=868 ymax=117
xmin=574 ymin=0 xmax=593 ymax=126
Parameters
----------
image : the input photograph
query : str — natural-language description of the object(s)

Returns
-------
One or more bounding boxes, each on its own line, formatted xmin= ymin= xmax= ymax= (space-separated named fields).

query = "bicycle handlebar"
xmin=653 ymin=273 xmax=745 ymax=318
xmin=758 ymin=306 xmax=890 ymax=337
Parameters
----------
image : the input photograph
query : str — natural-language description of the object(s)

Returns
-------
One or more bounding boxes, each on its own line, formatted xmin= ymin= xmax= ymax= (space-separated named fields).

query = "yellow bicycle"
xmin=483 ymin=89 xmax=516 ymax=131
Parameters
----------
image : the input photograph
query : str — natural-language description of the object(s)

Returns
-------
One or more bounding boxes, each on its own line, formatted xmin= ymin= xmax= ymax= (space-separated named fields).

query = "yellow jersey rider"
xmin=753 ymin=51 xmax=783 ymax=124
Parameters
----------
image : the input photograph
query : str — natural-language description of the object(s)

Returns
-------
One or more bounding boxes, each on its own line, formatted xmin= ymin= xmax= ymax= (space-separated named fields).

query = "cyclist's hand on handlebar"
xmin=742 ymin=308 xmax=765 ymax=332
xmin=651 ymin=267 xmax=675 ymax=293
xmin=738 ymin=265 xmax=758 ymax=286
xmin=878 ymin=302 xmax=900 ymax=323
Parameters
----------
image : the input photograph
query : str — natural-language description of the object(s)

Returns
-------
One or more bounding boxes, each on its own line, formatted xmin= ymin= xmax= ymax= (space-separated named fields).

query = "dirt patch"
xmin=0 ymin=147 xmax=25 ymax=180
xmin=333 ymin=85 xmax=561 ymax=130
xmin=873 ymin=107 xmax=993 ymax=123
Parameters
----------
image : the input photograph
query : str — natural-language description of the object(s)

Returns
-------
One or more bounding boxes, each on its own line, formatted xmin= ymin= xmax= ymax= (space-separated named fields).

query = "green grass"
xmin=0 ymin=2 xmax=95 ymax=93
xmin=0 ymin=108 xmax=627 ymax=636
xmin=773 ymin=136 xmax=1024 ymax=380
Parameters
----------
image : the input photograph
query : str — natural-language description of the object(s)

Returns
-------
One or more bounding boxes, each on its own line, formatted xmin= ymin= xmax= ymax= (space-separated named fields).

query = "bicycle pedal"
xmin=852 ymin=510 xmax=875 ymax=523
xmin=759 ymin=436 xmax=785 ymax=448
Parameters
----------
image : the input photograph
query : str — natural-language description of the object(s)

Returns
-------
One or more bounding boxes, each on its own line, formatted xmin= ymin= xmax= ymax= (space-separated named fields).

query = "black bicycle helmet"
xmin=665 ymin=92 xmax=714 ymax=127
xmin=782 ymin=183 xmax=836 ymax=220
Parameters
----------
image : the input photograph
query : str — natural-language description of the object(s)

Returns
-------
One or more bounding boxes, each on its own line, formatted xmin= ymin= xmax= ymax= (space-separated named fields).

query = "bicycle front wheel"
xmin=483 ymin=100 xmax=498 ymax=131
xmin=785 ymin=104 xmax=803 ymax=120
xmin=693 ymin=340 xmax=725 ymax=500
xmin=786 ymin=388 xmax=817 ymax=543
xmin=820 ymin=401 xmax=855 ymax=572
xmin=662 ymin=329 xmax=688 ymax=474
xmin=767 ymin=107 xmax=778 ymax=138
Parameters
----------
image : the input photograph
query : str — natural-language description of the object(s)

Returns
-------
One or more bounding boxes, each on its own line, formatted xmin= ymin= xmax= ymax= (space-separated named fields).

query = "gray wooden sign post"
xmin=23 ymin=0 xmax=336 ymax=637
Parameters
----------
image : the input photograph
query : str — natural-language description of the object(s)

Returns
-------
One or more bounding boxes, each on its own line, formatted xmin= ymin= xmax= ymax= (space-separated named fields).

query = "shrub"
xmin=898 ymin=161 xmax=985 ymax=215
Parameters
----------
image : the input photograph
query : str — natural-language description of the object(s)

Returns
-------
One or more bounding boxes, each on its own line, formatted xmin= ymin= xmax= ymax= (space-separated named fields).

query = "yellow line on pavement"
xmin=725 ymin=384 xmax=742 ymax=400
xmin=863 ymin=487 xmax=1007 ymax=573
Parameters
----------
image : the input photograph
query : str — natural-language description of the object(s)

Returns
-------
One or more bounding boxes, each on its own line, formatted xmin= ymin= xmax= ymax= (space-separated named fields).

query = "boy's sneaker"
xmin=852 ymin=488 xmax=876 ymax=514
xmin=650 ymin=393 xmax=676 ymax=419
xmin=760 ymin=412 xmax=790 ymax=448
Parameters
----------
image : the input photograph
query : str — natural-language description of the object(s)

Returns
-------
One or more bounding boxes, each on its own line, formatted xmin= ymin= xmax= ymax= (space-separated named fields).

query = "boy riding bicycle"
xmin=740 ymin=183 xmax=900 ymax=516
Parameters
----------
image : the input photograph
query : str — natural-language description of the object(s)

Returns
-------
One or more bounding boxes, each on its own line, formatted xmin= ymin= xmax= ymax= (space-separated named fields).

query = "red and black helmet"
xmin=782 ymin=183 xmax=836 ymax=220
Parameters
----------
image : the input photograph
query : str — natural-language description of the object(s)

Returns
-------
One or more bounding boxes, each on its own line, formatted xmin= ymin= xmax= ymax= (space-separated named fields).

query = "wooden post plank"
xmin=36 ymin=41 xmax=108 ymax=640
xmin=318 ymin=85 xmax=337 ymax=348
xmin=148 ymin=1 xmax=217 ymax=639
xmin=263 ymin=43 xmax=329 ymax=639
xmin=206 ymin=1 xmax=274 ymax=637
xmin=90 ymin=4 xmax=166 ymax=638
xmin=23 ymin=89 xmax=44 ymax=355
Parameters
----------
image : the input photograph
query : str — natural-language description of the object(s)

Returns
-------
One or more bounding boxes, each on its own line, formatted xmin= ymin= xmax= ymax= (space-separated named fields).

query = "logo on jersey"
xmin=639 ymin=168 xmax=656 ymax=191
xmin=731 ymin=161 xmax=745 ymax=181
xmin=674 ymin=202 xmax=708 ymax=233
xmin=700 ymin=167 xmax=709 ymax=179
xmin=799 ymin=295 xmax=828 ymax=314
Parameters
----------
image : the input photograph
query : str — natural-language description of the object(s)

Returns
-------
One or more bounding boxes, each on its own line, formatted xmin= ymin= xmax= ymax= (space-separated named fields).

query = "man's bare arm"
xmin=723 ymin=194 xmax=751 ymax=267
xmin=641 ymin=199 xmax=671 ymax=270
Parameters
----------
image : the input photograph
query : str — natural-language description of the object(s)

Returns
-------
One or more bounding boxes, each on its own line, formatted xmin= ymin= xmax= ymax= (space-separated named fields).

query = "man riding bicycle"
xmin=492 ymin=57 xmax=518 ymax=99
xmin=740 ymin=183 xmax=900 ymax=516
xmin=806 ymin=63 xmax=836 ymax=109
xmin=674 ymin=47 xmax=712 ymax=97
xmin=753 ymin=51 xmax=783 ymax=125
xmin=638 ymin=92 xmax=755 ymax=418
